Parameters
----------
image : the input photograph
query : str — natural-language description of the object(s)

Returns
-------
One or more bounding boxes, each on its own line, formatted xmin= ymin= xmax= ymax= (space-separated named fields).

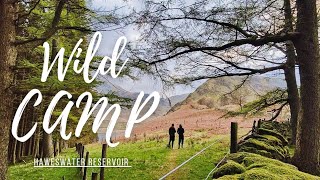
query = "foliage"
xmin=126 ymin=0 xmax=289 ymax=84
xmin=14 ymin=0 xmax=133 ymax=146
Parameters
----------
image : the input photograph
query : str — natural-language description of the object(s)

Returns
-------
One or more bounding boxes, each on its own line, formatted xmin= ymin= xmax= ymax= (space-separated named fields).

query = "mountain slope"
xmin=171 ymin=76 xmax=286 ymax=112
xmin=97 ymin=81 xmax=188 ymax=117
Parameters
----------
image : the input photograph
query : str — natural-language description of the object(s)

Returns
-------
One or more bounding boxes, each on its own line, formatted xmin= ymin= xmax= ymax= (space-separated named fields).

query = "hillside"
xmin=171 ymin=76 xmax=286 ymax=112
xmin=97 ymin=81 xmax=188 ymax=117
xmin=97 ymin=76 xmax=286 ymax=140
xmin=96 ymin=83 xmax=188 ymax=136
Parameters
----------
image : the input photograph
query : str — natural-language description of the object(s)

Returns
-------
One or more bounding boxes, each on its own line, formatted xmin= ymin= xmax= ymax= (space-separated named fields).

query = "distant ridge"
xmin=170 ymin=76 xmax=286 ymax=112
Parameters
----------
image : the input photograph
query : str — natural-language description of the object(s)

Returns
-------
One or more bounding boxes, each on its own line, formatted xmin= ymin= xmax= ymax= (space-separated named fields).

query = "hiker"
xmin=177 ymin=124 xmax=185 ymax=149
xmin=168 ymin=124 xmax=176 ymax=149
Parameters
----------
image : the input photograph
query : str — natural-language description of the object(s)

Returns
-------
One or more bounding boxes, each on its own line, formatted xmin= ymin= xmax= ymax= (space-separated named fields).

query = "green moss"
xmin=227 ymin=152 xmax=249 ymax=164
xmin=244 ymin=134 xmax=283 ymax=146
xmin=242 ymin=168 xmax=282 ymax=179
xmin=238 ymin=138 xmax=286 ymax=160
xmin=216 ymin=153 xmax=320 ymax=180
xmin=260 ymin=121 xmax=291 ymax=140
xmin=238 ymin=146 xmax=273 ymax=159
xmin=256 ymin=135 xmax=283 ymax=146
xmin=246 ymin=163 xmax=266 ymax=170
xmin=212 ymin=160 xmax=246 ymax=179
xmin=217 ymin=175 xmax=242 ymax=180
xmin=256 ymin=150 xmax=273 ymax=158
xmin=257 ymin=128 xmax=288 ymax=145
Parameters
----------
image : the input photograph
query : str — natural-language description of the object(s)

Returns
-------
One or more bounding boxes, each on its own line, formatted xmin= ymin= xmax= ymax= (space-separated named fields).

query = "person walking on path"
xmin=168 ymin=124 xmax=176 ymax=149
xmin=177 ymin=124 xmax=184 ymax=149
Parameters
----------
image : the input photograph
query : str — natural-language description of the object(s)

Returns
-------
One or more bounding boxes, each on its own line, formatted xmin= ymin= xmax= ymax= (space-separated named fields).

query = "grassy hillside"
xmin=8 ymin=127 xmax=319 ymax=179
xmin=172 ymin=76 xmax=285 ymax=112
xmin=9 ymin=131 xmax=229 ymax=180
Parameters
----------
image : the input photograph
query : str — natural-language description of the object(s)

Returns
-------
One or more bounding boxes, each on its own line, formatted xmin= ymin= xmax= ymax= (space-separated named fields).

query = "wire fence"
xmin=158 ymin=137 xmax=225 ymax=180
xmin=158 ymin=121 xmax=255 ymax=180
xmin=205 ymin=151 xmax=229 ymax=180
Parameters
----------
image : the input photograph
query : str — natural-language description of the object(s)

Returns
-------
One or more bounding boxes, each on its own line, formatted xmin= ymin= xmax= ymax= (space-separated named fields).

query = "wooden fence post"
xmin=81 ymin=145 xmax=85 ymax=159
xmin=230 ymin=122 xmax=238 ymax=153
xmin=75 ymin=143 xmax=78 ymax=153
xmin=252 ymin=120 xmax=256 ymax=133
xmin=78 ymin=144 xmax=81 ymax=157
xmin=80 ymin=145 xmax=85 ymax=175
xmin=257 ymin=119 xmax=262 ymax=129
xmin=92 ymin=173 xmax=98 ymax=180
xmin=100 ymin=144 xmax=107 ymax=180
xmin=83 ymin=152 xmax=89 ymax=180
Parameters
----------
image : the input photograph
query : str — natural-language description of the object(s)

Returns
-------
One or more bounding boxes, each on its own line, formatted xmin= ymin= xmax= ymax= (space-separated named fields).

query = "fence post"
xmin=83 ymin=152 xmax=89 ymax=180
xmin=92 ymin=173 xmax=98 ymax=180
xmin=252 ymin=120 xmax=256 ymax=132
xmin=100 ymin=144 xmax=107 ymax=180
xmin=80 ymin=145 xmax=85 ymax=175
xmin=257 ymin=119 xmax=262 ymax=129
xmin=75 ymin=143 xmax=78 ymax=153
xmin=79 ymin=144 xmax=82 ymax=158
xmin=230 ymin=122 xmax=238 ymax=153
xmin=81 ymin=145 xmax=85 ymax=159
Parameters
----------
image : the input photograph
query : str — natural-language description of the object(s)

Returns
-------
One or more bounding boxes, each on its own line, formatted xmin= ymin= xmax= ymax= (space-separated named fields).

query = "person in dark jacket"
xmin=177 ymin=124 xmax=184 ymax=148
xmin=168 ymin=124 xmax=176 ymax=149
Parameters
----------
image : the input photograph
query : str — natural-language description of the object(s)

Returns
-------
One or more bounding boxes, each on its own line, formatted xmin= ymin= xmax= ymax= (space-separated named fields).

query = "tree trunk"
xmin=293 ymin=0 xmax=320 ymax=175
xmin=59 ymin=138 xmax=63 ymax=153
xmin=15 ymin=111 xmax=25 ymax=162
xmin=41 ymin=131 xmax=54 ymax=158
xmin=20 ymin=117 xmax=26 ymax=157
xmin=54 ymin=139 xmax=59 ymax=157
xmin=284 ymin=51 xmax=299 ymax=145
xmin=29 ymin=109 xmax=37 ymax=156
xmin=11 ymin=139 xmax=17 ymax=165
xmin=283 ymin=0 xmax=300 ymax=145
xmin=0 ymin=1 xmax=17 ymax=179
xmin=33 ymin=125 xmax=40 ymax=158
xmin=9 ymin=134 xmax=17 ymax=164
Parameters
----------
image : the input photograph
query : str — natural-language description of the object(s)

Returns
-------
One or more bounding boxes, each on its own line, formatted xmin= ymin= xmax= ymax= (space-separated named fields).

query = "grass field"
xmin=9 ymin=130 xmax=231 ymax=180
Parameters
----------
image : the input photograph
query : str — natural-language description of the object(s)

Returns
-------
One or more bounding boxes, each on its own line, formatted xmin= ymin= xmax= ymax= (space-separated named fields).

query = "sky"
xmin=88 ymin=0 xmax=205 ymax=97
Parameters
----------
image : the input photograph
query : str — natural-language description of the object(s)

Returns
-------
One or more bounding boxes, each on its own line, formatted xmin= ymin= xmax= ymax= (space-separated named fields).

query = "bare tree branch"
xmin=266 ymin=102 xmax=289 ymax=121
xmin=145 ymin=32 xmax=299 ymax=65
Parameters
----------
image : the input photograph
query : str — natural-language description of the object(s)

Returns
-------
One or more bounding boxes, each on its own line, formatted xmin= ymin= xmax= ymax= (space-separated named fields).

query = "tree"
xmin=128 ymin=0 xmax=320 ymax=174
xmin=0 ymin=0 xmax=121 ymax=178
xmin=11 ymin=0 xmax=94 ymax=160
xmin=280 ymin=0 xmax=299 ymax=145
xmin=292 ymin=0 xmax=320 ymax=174
xmin=127 ymin=1 xmax=299 ymax=140
xmin=10 ymin=0 xmax=128 ymax=160
xmin=0 ymin=1 xmax=18 ymax=178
